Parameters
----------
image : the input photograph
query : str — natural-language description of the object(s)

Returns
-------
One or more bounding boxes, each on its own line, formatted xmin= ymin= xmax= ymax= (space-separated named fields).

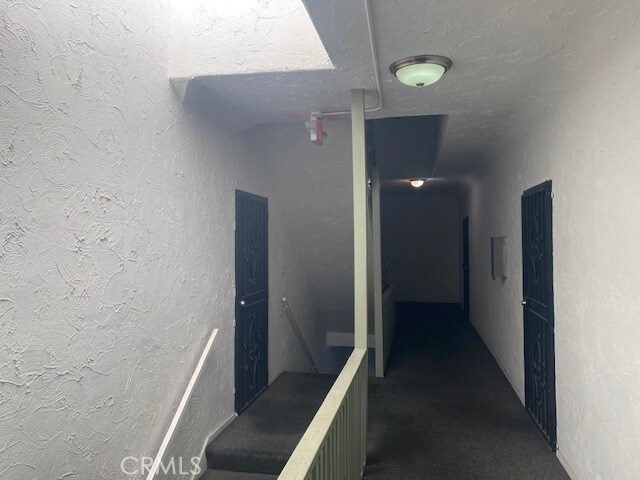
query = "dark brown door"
xmin=521 ymin=181 xmax=557 ymax=450
xmin=235 ymin=190 xmax=269 ymax=414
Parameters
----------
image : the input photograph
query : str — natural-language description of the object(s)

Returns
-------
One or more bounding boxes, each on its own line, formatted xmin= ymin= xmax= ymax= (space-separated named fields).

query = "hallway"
xmin=202 ymin=301 xmax=569 ymax=479
xmin=365 ymin=303 xmax=569 ymax=480
xmin=3 ymin=1 xmax=640 ymax=477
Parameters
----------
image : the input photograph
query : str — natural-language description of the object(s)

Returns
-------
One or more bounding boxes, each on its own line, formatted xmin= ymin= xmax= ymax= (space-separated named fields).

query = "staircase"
xmin=202 ymin=372 xmax=335 ymax=479
xmin=200 ymin=472 xmax=277 ymax=480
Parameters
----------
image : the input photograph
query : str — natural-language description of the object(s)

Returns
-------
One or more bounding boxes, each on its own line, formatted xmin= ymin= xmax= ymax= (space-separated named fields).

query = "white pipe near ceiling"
xmin=323 ymin=0 xmax=383 ymax=116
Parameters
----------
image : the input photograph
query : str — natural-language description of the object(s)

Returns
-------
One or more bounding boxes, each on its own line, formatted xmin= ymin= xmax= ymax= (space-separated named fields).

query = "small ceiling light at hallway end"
xmin=390 ymin=55 xmax=452 ymax=88
xmin=410 ymin=179 xmax=426 ymax=188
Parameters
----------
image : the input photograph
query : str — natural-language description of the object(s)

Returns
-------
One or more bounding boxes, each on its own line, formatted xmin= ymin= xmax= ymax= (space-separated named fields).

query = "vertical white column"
xmin=371 ymin=166 xmax=384 ymax=377
xmin=351 ymin=89 xmax=368 ymax=350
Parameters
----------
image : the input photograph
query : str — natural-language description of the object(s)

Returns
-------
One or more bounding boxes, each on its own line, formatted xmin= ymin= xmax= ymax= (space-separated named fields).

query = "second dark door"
xmin=521 ymin=181 xmax=557 ymax=450
xmin=462 ymin=216 xmax=470 ymax=317
xmin=235 ymin=190 xmax=269 ymax=414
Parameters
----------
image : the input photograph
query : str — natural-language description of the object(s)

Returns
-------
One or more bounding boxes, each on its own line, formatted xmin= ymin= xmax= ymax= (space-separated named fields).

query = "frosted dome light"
xmin=390 ymin=55 xmax=452 ymax=88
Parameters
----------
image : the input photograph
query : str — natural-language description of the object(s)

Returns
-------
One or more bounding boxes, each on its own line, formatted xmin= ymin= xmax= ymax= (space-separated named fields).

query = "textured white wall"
xmin=168 ymin=0 xmax=333 ymax=78
xmin=0 ymin=1 xmax=320 ymax=478
xmin=467 ymin=20 xmax=640 ymax=480
xmin=381 ymin=193 xmax=460 ymax=304
xmin=246 ymin=120 xmax=354 ymax=343
xmin=160 ymin=132 xmax=324 ymax=479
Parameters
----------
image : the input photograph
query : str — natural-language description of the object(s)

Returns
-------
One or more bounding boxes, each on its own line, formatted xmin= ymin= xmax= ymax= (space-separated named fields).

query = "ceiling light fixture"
xmin=390 ymin=55 xmax=452 ymax=88
xmin=410 ymin=179 xmax=426 ymax=188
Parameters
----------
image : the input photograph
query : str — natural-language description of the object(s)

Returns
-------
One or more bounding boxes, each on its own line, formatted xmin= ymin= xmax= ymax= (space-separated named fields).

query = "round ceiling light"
xmin=390 ymin=55 xmax=452 ymax=88
xmin=410 ymin=179 xmax=425 ymax=188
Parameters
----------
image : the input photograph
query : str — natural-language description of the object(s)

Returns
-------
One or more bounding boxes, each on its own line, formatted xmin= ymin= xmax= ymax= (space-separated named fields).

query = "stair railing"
xmin=277 ymin=348 xmax=368 ymax=480
xmin=146 ymin=328 xmax=219 ymax=480
xmin=279 ymin=89 xmax=370 ymax=480
xmin=282 ymin=297 xmax=318 ymax=373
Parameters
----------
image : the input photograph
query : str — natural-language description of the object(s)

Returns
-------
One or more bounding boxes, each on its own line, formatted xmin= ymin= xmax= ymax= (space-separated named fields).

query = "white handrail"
xmin=146 ymin=328 xmax=219 ymax=480
xmin=277 ymin=348 xmax=368 ymax=479
xmin=282 ymin=297 xmax=318 ymax=373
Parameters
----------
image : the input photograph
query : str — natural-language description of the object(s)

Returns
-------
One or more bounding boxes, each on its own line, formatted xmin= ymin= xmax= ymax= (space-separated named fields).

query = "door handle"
xmin=521 ymin=299 xmax=527 ymax=306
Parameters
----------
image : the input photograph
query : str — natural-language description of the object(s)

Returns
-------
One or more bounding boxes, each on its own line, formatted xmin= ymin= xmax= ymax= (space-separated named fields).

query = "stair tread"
xmin=201 ymin=470 xmax=277 ymax=480
xmin=206 ymin=372 xmax=335 ymax=475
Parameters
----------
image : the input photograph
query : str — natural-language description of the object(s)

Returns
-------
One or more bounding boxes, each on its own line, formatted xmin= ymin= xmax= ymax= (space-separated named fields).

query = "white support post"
xmin=276 ymin=93 xmax=370 ymax=479
xmin=351 ymin=89 xmax=368 ymax=351
xmin=371 ymin=166 xmax=384 ymax=377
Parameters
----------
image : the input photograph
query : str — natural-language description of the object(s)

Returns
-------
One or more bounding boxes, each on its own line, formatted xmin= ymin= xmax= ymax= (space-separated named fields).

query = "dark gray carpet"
xmin=206 ymin=372 xmax=335 ymax=475
xmin=200 ymin=470 xmax=276 ymax=480
xmin=364 ymin=302 xmax=570 ymax=480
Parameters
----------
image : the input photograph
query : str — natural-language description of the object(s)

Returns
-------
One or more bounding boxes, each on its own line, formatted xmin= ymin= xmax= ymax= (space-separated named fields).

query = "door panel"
xmin=462 ymin=217 xmax=470 ymax=317
xmin=235 ymin=190 xmax=269 ymax=414
xmin=521 ymin=181 xmax=556 ymax=450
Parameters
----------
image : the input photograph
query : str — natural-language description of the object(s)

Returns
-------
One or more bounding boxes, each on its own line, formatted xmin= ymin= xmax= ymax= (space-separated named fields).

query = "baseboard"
xmin=269 ymin=369 xmax=283 ymax=385
xmin=468 ymin=317 xmax=525 ymax=403
xmin=191 ymin=412 xmax=237 ymax=480
xmin=557 ymin=450 xmax=582 ymax=480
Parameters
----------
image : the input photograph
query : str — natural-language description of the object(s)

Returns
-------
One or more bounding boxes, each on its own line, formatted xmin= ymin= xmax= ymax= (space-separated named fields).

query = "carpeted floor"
xmin=364 ymin=302 xmax=570 ymax=480
xmin=200 ymin=471 xmax=277 ymax=480
xmin=204 ymin=302 xmax=570 ymax=479
xmin=205 ymin=372 xmax=335 ymax=476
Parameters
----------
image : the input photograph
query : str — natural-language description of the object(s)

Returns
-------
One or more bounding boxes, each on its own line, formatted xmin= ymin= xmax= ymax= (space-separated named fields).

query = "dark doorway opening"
xmin=462 ymin=216 xmax=470 ymax=317
xmin=235 ymin=190 xmax=269 ymax=414
xmin=521 ymin=181 xmax=557 ymax=451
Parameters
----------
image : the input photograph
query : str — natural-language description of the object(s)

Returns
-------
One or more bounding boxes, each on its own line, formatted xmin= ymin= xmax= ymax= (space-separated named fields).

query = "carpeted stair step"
xmin=206 ymin=372 xmax=335 ymax=475
xmin=200 ymin=470 xmax=277 ymax=480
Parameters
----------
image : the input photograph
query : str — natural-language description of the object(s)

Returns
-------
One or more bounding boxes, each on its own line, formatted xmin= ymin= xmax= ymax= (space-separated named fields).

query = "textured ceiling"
xmin=177 ymin=0 xmax=639 ymax=177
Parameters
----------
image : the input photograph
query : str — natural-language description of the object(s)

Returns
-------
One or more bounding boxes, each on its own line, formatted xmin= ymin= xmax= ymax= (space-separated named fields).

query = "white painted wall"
xmin=168 ymin=0 xmax=333 ymax=79
xmin=245 ymin=120 xmax=354 ymax=339
xmin=466 ymin=18 xmax=640 ymax=480
xmin=0 ymin=1 xmax=321 ymax=478
xmin=381 ymin=193 xmax=460 ymax=304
